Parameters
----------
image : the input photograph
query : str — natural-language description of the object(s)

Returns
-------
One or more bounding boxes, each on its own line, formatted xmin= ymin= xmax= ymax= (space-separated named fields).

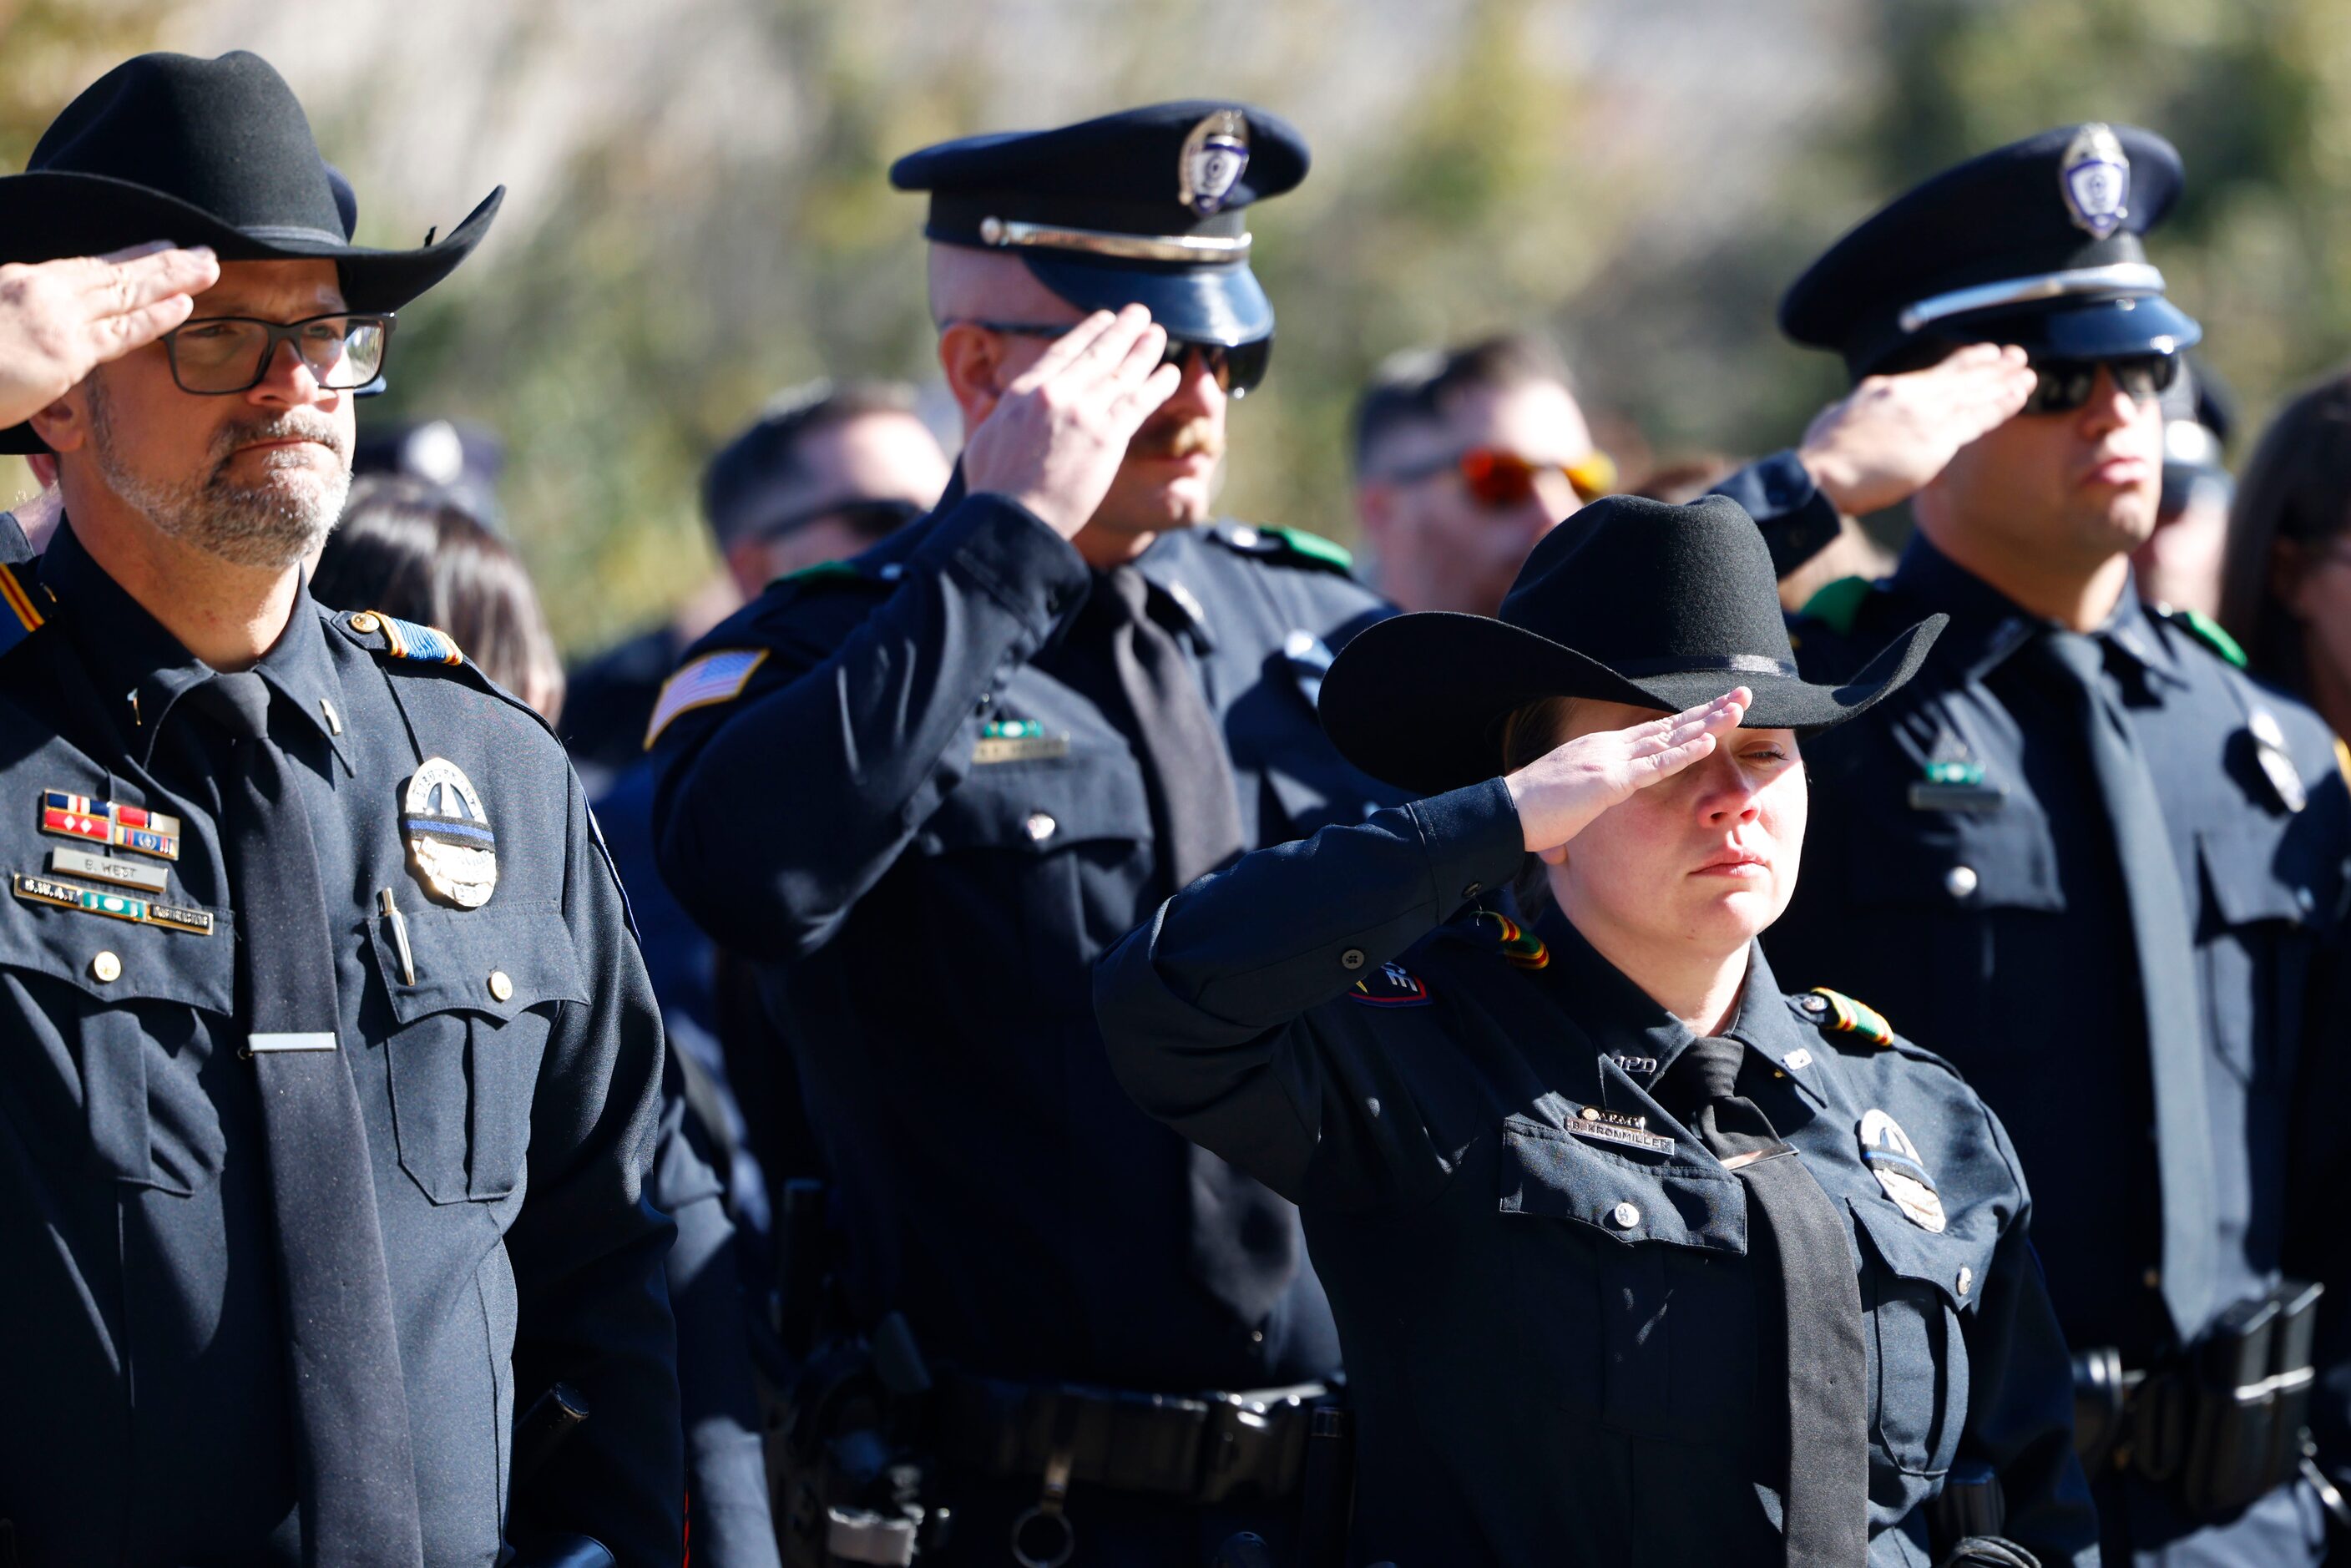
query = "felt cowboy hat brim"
xmin=1318 ymin=609 xmax=1946 ymax=798
xmin=0 ymin=171 xmax=503 ymax=314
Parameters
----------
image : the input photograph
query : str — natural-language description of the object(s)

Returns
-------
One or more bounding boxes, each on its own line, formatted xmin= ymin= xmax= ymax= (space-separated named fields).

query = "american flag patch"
xmin=644 ymin=649 xmax=768 ymax=748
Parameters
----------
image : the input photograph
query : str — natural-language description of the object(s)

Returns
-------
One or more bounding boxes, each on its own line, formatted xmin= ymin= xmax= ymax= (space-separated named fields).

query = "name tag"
xmin=972 ymin=734 xmax=1071 ymax=765
xmin=1569 ymin=1105 xmax=1674 ymax=1155
xmin=1908 ymin=781 xmax=2007 ymax=812
xmin=248 ymin=1032 xmax=338 ymax=1053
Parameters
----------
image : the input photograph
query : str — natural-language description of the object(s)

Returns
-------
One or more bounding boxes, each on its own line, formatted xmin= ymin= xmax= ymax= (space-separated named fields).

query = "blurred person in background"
xmin=1350 ymin=332 xmax=1614 ymax=616
xmin=560 ymin=379 xmax=949 ymax=794
xmin=1718 ymin=124 xmax=2351 ymax=1565
xmin=2130 ymin=358 xmax=2235 ymax=620
xmin=2220 ymin=367 xmax=2351 ymax=769
xmin=351 ymin=414 xmax=508 ymax=530
xmin=650 ymin=102 xmax=1397 ymax=1565
xmin=311 ymin=473 xmax=564 ymax=716
xmin=307 ymin=472 xmax=781 ymax=1568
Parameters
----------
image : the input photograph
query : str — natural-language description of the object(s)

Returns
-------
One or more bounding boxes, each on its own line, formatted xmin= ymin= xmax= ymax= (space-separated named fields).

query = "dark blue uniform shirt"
xmin=1721 ymin=453 xmax=2351 ymax=1561
xmin=649 ymin=483 xmax=1396 ymax=1393
xmin=0 ymin=522 xmax=682 ymax=1567
xmin=1094 ymin=777 xmax=2098 ymax=1567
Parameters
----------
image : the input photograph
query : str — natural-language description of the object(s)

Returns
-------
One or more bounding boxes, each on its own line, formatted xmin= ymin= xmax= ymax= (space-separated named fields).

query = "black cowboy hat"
xmin=0 ymin=49 xmax=502 ymax=454
xmin=1319 ymin=493 xmax=1947 ymax=796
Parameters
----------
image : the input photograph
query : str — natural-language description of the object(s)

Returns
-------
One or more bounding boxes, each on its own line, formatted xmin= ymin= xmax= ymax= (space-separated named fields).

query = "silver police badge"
xmin=1178 ymin=110 xmax=1250 ymax=215
xmin=1858 ymin=1108 xmax=1947 ymax=1232
xmin=2059 ymin=123 xmax=2131 ymax=240
xmin=402 ymin=756 xmax=498 ymax=908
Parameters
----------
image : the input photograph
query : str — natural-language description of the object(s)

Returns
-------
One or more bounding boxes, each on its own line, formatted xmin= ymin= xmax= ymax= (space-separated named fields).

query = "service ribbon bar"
xmin=39 ymin=790 xmax=182 ymax=861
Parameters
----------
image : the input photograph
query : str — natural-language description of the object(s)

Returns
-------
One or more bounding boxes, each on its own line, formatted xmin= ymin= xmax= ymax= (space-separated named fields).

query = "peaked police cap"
xmin=1318 ymin=494 xmax=1947 ymax=796
xmin=1782 ymin=124 xmax=2199 ymax=381
xmin=890 ymin=101 xmax=1307 ymax=352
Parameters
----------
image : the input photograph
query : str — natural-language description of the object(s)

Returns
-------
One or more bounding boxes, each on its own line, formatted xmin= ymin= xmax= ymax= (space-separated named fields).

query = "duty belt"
xmin=2072 ymin=1278 xmax=2323 ymax=1521
xmin=937 ymin=1373 xmax=1326 ymax=1505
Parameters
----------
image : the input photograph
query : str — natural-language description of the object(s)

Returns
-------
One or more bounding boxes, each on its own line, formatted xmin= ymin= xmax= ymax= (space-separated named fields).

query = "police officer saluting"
xmin=650 ymin=105 xmax=1392 ymax=1561
xmin=1095 ymin=493 xmax=2097 ymax=1565
xmin=0 ymin=53 xmax=680 ymax=1565
xmin=1716 ymin=125 xmax=2351 ymax=1562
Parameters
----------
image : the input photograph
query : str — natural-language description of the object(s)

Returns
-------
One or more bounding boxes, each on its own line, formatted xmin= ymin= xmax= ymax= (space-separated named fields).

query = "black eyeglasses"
xmin=2021 ymin=352 xmax=2179 ymax=416
xmin=159 ymin=312 xmax=395 ymax=395
xmin=950 ymin=319 xmax=1269 ymax=398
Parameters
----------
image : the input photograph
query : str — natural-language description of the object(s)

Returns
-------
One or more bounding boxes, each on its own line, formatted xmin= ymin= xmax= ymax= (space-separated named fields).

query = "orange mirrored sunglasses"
xmin=1393 ymin=446 xmax=1618 ymax=508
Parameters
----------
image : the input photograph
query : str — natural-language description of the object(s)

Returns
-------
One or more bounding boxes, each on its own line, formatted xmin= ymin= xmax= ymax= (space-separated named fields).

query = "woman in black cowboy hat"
xmin=1095 ymin=493 xmax=2096 ymax=1567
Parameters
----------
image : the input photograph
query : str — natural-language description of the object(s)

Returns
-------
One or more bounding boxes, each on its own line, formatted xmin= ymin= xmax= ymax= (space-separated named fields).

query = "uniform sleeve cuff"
xmin=914 ymin=493 xmax=1093 ymax=632
xmin=1408 ymin=777 xmax=1530 ymax=918
xmin=1710 ymin=449 xmax=1845 ymax=579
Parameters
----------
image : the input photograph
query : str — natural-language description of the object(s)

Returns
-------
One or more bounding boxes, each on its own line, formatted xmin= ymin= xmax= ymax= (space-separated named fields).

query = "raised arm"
xmin=651 ymin=308 xmax=1181 ymax=960
xmin=1095 ymin=692 xmax=1745 ymax=1205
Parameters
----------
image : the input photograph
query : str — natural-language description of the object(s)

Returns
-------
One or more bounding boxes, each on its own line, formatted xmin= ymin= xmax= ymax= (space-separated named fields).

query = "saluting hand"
xmin=959 ymin=304 xmax=1182 ymax=540
xmin=0 ymin=243 xmax=221 ymax=429
xmin=1796 ymin=343 xmax=2036 ymax=517
xmin=1504 ymin=690 xmax=1748 ymax=860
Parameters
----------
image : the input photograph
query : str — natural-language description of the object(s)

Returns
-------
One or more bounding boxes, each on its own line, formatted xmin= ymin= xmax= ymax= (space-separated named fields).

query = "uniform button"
xmin=1944 ymin=864 xmax=1979 ymax=900
xmin=2296 ymin=887 xmax=2317 ymax=916
xmin=1340 ymin=948 xmax=1367 ymax=970
xmin=348 ymin=610 xmax=380 ymax=634
xmin=877 ymin=563 xmax=905 ymax=581
xmin=1579 ymin=1106 xmax=1601 ymax=1121
xmin=1249 ymin=1329 xmax=1265 ymax=1344
xmin=1024 ymin=812 xmax=1056 ymax=842
xmin=1957 ymin=1266 xmax=1974 ymax=1298
xmin=1462 ymin=882 xmax=1481 ymax=899
xmin=90 ymin=949 xmax=121 ymax=984
xmin=1610 ymin=1201 xmax=1641 ymax=1230
xmin=2143 ymin=1267 xmax=2162 ymax=1291
xmin=488 ymin=969 xmax=514 ymax=1003
xmin=1230 ymin=526 xmax=1260 ymax=548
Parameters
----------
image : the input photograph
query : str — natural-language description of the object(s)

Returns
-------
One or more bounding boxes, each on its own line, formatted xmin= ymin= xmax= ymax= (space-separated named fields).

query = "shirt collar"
xmin=1538 ymin=912 xmax=1806 ymax=1094
xmin=38 ymin=517 xmax=352 ymax=771
xmin=1887 ymin=531 xmax=2184 ymax=689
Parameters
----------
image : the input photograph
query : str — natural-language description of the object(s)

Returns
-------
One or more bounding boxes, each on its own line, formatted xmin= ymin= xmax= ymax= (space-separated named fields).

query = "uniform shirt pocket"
xmin=0 ymin=899 xmax=234 ymax=1195
xmin=1848 ymin=1195 xmax=1992 ymax=1479
xmin=1499 ymin=1115 xmax=1754 ymax=1436
xmin=365 ymin=898 xmax=587 ymax=1204
xmin=2196 ymin=820 xmax=2328 ymax=1085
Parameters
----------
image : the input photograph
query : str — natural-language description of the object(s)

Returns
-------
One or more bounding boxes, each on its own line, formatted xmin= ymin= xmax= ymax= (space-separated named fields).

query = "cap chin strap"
xmin=1896 ymin=261 xmax=2167 ymax=335
xmin=978 ymin=215 xmax=1251 ymax=263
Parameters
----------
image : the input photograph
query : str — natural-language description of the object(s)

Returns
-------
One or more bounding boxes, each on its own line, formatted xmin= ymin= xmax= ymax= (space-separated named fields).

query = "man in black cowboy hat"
xmin=1097 ymin=493 xmax=2096 ymax=1565
xmin=649 ymin=103 xmax=1393 ymax=1560
xmin=1716 ymin=124 xmax=2351 ymax=1563
xmin=0 ymin=51 xmax=680 ymax=1568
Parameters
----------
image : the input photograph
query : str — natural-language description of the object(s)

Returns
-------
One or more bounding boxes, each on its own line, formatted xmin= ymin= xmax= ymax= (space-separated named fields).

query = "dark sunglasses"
xmin=159 ymin=311 xmax=395 ymax=395
xmin=1386 ymin=446 xmax=1618 ymax=509
xmin=955 ymin=319 xmax=1270 ymax=398
xmin=2021 ymin=352 xmax=2179 ymax=416
xmin=746 ymin=497 xmax=926 ymax=547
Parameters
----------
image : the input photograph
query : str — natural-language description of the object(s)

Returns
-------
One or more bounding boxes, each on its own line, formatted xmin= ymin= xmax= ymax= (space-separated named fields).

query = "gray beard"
xmin=86 ymin=378 xmax=351 ymax=570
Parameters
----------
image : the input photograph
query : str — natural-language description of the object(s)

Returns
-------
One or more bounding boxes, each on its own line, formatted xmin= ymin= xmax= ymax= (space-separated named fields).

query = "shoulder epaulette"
xmin=1797 ymin=575 xmax=1874 ymax=637
xmin=1791 ymin=986 xmax=1893 ymax=1048
xmin=344 ymin=609 xmax=463 ymax=665
xmin=2151 ymin=602 xmax=2248 ymax=669
xmin=1212 ymin=523 xmax=1355 ymax=575
xmin=771 ymin=559 xmax=872 ymax=590
xmin=1448 ymin=908 xmax=1549 ymax=971
xmin=0 ymin=560 xmax=48 ymax=660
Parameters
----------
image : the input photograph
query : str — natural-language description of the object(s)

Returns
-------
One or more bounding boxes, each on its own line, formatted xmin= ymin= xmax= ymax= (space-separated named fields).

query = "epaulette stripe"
xmin=1809 ymin=985 xmax=1893 ymax=1048
xmin=0 ymin=563 xmax=45 ymax=634
xmin=368 ymin=611 xmax=463 ymax=665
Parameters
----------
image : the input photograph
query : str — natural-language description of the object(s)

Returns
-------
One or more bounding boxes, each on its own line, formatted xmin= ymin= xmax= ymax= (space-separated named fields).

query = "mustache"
xmin=210 ymin=412 xmax=350 ymax=468
xmin=1128 ymin=416 xmax=1224 ymax=463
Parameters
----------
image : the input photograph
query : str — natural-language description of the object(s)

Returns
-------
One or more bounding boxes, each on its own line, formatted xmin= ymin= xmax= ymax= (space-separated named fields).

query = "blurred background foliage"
xmin=3 ymin=0 xmax=2350 ymax=655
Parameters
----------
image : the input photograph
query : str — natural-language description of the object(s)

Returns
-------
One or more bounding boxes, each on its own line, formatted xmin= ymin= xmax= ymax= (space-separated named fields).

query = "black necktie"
xmin=1660 ymin=1035 xmax=1869 ymax=1566
xmin=2035 ymin=630 xmax=2215 ymax=1338
xmin=190 ymin=672 xmax=425 ymax=1567
xmin=1097 ymin=569 xmax=1297 ymax=1323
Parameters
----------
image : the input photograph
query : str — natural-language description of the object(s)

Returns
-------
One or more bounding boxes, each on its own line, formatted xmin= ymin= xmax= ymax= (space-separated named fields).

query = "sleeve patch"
xmin=0 ymin=561 xmax=47 ymax=658
xmin=643 ymin=649 xmax=769 ymax=749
